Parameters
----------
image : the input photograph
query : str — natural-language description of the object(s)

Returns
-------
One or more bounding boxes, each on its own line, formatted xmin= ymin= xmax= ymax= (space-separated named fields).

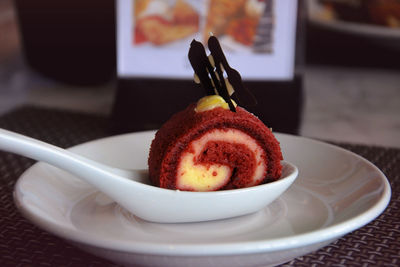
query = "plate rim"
xmin=13 ymin=132 xmax=392 ymax=256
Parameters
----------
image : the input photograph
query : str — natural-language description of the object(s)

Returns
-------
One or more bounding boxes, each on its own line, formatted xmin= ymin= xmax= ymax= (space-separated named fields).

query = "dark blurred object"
xmin=306 ymin=22 xmax=400 ymax=69
xmin=0 ymin=0 xmax=20 ymax=62
xmin=110 ymin=76 xmax=303 ymax=135
xmin=319 ymin=0 xmax=370 ymax=23
xmin=14 ymin=0 xmax=116 ymax=86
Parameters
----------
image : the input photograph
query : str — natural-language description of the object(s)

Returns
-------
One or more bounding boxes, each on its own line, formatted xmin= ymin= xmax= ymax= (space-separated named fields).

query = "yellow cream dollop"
xmin=195 ymin=95 xmax=237 ymax=112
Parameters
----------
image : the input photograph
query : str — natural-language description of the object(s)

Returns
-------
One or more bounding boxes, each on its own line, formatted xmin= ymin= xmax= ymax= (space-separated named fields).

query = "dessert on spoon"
xmin=1 ymin=36 xmax=298 ymax=223
xmin=149 ymin=36 xmax=283 ymax=191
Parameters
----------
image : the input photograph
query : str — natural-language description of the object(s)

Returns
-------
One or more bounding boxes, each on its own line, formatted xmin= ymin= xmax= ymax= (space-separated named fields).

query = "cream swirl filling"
xmin=176 ymin=128 xmax=266 ymax=191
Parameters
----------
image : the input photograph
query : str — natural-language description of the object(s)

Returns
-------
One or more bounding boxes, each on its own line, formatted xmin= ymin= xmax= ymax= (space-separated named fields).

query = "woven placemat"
xmin=0 ymin=106 xmax=398 ymax=267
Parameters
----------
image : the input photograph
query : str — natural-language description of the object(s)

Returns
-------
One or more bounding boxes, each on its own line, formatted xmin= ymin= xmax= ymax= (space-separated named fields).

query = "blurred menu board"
xmin=117 ymin=0 xmax=298 ymax=80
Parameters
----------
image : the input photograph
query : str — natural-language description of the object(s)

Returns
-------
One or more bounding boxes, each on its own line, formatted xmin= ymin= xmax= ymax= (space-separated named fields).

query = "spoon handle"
xmin=0 ymin=128 xmax=134 ymax=188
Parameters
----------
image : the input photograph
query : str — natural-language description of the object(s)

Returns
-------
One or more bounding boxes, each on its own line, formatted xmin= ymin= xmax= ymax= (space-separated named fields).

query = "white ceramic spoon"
xmin=1 ymin=128 xmax=298 ymax=223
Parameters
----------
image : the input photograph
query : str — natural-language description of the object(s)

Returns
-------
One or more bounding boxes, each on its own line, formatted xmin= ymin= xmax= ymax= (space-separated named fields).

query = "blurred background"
xmin=0 ymin=0 xmax=399 ymax=148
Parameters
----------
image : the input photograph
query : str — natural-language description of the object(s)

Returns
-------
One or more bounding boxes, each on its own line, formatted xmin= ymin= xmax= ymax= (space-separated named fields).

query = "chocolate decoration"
xmin=188 ymin=40 xmax=215 ymax=96
xmin=188 ymin=37 xmax=258 ymax=112
xmin=208 ymin=36 xmax=257 ymax=107
xmin=189 ymin=39 xmax=236 ymax=112
xmin=207 ymin=43 xmax=236 ymax=112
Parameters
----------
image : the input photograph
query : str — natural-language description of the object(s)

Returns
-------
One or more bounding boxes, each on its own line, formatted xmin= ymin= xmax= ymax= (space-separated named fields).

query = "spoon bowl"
xmin=0 ymin=128 xmax=298 ymax=223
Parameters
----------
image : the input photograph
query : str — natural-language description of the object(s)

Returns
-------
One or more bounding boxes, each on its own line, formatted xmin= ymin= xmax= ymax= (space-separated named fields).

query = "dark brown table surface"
xmin=0 ymin=106 xmax=399 ymax=266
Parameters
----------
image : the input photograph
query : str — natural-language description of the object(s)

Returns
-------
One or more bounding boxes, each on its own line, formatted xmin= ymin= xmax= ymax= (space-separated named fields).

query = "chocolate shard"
xmin=189 ymin=36 xmax=258 ymax=112
xmin=189 ymin=39 xmax=236 ymax=111
xmin=208 ymin=36 xmax=257 ymax=108
xmin=188 ymin=40 xmax=215 ymax=96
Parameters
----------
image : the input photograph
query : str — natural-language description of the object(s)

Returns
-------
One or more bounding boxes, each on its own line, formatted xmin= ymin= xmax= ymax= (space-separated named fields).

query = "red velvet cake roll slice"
xmin=148 ymin=36 xmax=283 ymax=191
xmin=148 ymin=97 xmax=283 ymax=191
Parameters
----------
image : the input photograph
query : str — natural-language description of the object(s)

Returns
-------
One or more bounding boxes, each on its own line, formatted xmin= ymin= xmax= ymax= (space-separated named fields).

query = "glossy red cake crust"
xmin=148 ymin=103 xmax=283 ymax=190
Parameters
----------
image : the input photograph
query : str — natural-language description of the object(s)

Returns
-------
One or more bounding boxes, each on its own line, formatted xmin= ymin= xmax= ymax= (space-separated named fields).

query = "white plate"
xmin=14 ymin=131 xmax=391 ymax=267
xmin=307 ymin=0 xmax=400 ymax=42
